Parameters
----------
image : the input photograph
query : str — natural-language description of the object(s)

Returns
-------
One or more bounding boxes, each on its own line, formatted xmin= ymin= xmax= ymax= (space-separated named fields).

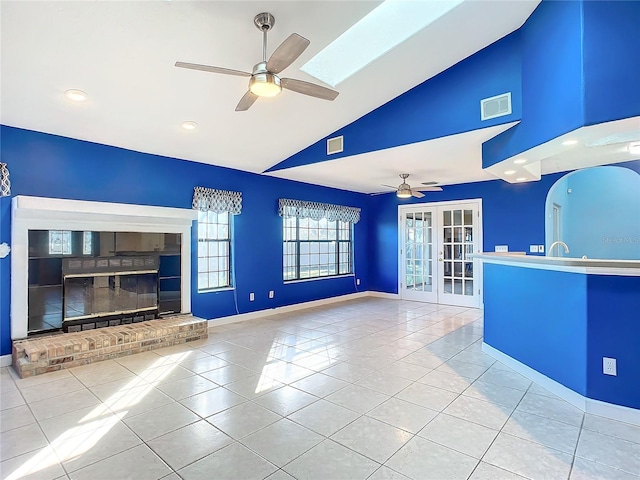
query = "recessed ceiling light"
xmin=513 ymin=158 xmax=526 ymax=164
xmin=516 ymin=177 xmax=527 ymax=182
xmin=64 ymin=89 xmax=88 ymax=102
xmin=504 ymin=170 xmax=516 ymax=175
xmin=562 ymin=139 xmax=578 ymax=146
xmin=181 ymin=121 xmax=198 ymax=130
xmin=628 ymin=142 xmax=640 ymax=155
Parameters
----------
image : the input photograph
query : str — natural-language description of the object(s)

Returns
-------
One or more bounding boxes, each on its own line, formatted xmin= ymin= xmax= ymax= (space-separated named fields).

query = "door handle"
xmin=438 ymin=258 xmax=443 ymax=262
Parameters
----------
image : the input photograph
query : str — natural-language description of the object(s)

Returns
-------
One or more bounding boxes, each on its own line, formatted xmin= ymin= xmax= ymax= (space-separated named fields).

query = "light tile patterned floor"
xmin=1 ymin=298 xmax=638 ymax=480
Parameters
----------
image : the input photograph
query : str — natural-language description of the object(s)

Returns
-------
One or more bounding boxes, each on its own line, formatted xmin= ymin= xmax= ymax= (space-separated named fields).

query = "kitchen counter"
xmin=471 ymin=253 xmax=640 ymax=275
xmin=474 ymin=252 xmax=640 ymax=423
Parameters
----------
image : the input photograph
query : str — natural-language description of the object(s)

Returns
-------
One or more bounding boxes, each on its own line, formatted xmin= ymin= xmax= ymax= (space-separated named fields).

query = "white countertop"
xmin=470 ymin=253 xmax=640 ymax=276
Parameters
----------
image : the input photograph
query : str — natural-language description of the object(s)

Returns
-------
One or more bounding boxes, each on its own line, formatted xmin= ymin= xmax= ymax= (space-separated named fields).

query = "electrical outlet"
xmin=356 ymin=279 xmax=360 ymax=285
xmin=529 ymin=245 xmax=539 ymax=253
xmin=249 ymin=292 xmax=255 ymax=302
xmin=538 ymin=245 xmax=545 ymax=253
xmin=269 ymin=290 xmax=274 ymax=299
xmin=495 ymin=245 xmax=508 ymax=253
xmin=603 ymin=357 xmax=617 ymax=376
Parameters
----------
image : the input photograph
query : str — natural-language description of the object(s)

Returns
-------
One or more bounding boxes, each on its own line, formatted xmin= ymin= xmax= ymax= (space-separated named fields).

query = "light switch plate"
xmin=495 ymin=245 xmax=508 ymax=253
xmin=538 ymin=245 xmax=545 ymax=253
xmin=529 ymin=245 xmax=539 ymax=253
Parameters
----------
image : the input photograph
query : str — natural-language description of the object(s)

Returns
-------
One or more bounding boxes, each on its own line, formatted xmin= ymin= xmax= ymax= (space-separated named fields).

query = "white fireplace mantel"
xmin=11 ymin=196 xmax=197 ymax=340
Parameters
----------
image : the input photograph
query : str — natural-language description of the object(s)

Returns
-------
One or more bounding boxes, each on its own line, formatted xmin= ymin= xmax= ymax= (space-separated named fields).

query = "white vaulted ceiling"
xmin=1 ymin=0 xmax=540 ymax=187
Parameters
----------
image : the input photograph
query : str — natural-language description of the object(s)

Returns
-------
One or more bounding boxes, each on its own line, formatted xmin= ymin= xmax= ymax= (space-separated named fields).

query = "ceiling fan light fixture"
xmin=397 ymin=187 xmax=412 ymax=199
xmin=249 ymin=73 xmax=282 ymax=97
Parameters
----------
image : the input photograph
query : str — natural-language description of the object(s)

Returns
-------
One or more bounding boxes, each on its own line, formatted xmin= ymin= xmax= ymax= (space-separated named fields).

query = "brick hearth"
xmin=11 ymin=314 xmax=208 ymax=378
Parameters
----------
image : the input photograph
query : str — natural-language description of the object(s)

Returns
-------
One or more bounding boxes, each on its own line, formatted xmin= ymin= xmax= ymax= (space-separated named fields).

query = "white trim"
xmin=11 ymin=196 xmax=197 ymax=340
xmin=208 ymin=291 xmax=370 ymax=327
xmin=0 ymin=354 xmax=11 ymax=367
xmin=368 ymin=291 xmax=400 ymax=299
xmin=398 ymin=199 xmax=483 ymax=307
xmin=483 ymin=343 xmax=640 ymax=426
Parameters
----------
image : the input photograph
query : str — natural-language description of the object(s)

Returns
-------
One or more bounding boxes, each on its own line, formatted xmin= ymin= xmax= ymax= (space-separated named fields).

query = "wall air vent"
xmin=327 ymin=136 xmax=344 ymax=155
xmin=481 ymin=92 xmax=512 ymax=121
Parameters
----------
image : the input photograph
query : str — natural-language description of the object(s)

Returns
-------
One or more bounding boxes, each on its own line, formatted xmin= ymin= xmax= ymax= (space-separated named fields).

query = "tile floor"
xmin=1 ymin=298 xmax=639 ymax=480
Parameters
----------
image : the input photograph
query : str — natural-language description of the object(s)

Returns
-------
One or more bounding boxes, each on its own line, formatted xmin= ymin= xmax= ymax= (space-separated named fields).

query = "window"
xmin=283 ymin=217 xmax=353 ymax=281
xmin=197 ymin=211 xmax=231 ymax=291
xmin=82 ymin=231 xmax=93 ymax=255
xmin=48 ymin=230 xmax=72 ymax=255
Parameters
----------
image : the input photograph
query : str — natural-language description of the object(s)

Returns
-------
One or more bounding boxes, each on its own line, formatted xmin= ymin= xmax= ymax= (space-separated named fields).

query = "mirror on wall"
xmin=545 ymin=165 xmax=640 ymax=260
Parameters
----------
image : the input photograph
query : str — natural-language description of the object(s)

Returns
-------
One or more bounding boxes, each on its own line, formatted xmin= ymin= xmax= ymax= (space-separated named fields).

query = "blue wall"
xmin=483 ymin=263 xmax=640 ymax=410
xmin=0 ymin=197 xmax=10 ymax=357
xmin=482 ymin=0 xmax=586 ymax=167
xmin=582 ymin=0 xmax=640 ymax=125
xmin=0 ymin=126 xmax=370 ymax=356
xmin=546 ymin=166 xmax=640 ymax=260
xmin=587 ymin=275 xmax=640 ymax=409
xmin=367 ymin=172 xmax=565 ymax=293
xmin=484 ymin=263 xmax=588 ymax=395
xmin=267 ymin=30 xmax=522 ymax=172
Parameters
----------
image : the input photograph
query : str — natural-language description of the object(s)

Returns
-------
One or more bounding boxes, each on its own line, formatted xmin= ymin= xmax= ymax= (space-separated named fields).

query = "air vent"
xmin=327 ymin=136 xmax=344 ymax=155
xmin=481 ymin=92 xmax=512 ymax=121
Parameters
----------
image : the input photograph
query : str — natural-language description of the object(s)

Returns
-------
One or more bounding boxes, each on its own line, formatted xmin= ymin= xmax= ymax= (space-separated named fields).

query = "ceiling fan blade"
xmin=175 ymin=62 xmax=251 ymax=77
xmin=411 ymin=191 xmax=425 ymax=199
xmin=266 ymin=33 xmax=310 ymax=74
xmin=421 ymin=181 xmax=439 ymax=186
xmin=381 ymin=184 xmax=398 ymax=189
xmin=235 ymin=91 xmax=258 ymax=111
xmin=414 ymin=186 xmax=443 ymax=192
xmin=281 ymin=78 xmax=339 ymax=101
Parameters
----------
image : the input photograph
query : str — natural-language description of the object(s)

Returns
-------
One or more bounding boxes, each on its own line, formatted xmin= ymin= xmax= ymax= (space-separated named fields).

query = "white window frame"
xmin=197 ymin=210 xmax=232 ymax=292
xmin=283 ymin=216 xmax=353 ymax=282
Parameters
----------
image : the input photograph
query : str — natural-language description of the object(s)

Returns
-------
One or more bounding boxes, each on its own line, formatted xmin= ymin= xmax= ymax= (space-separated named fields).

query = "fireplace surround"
xmin=11 ymin=196 xmax=197 ymax=340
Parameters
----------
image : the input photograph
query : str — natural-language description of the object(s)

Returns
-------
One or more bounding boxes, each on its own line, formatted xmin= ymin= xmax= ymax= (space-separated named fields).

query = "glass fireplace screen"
xmin=63 ymin=272 xmax=158 ymax=321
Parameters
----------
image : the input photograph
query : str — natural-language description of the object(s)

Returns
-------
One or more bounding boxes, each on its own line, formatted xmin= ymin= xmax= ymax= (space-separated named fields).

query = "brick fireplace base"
xmin=11 ymin=314 xmax=208 ymax=378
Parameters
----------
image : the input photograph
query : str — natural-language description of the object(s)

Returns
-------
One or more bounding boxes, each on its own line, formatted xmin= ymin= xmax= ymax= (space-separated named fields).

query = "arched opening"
xmin=545 ymin=166 xmax=640 ymax=259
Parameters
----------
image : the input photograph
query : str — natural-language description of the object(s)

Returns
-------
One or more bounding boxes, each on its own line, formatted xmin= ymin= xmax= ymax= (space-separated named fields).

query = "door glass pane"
xmin=454 ymin=262 xmax=462 ymax=278
xmin=454 ymin=279 xmax=463 ymax=294
xmin=443 ymin=211 xmax=452 ymax=226
xmin=464 ymin=209 xmax=473 ymax=225
xmin=453 ymin=210 xmax=462 ymax=226
xmin=444 ymin=278 xmax=452 ymax=293
xmin=464 ymin=262 xmax=473 ymax=278
xmin=454 ymin=227 xmax=463 ymax=242
xmin=465 ymin=280 xmax=474 ymax=296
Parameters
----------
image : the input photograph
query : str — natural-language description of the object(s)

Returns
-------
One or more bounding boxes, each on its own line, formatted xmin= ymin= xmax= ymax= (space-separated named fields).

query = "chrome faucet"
xmin=548 ymin=241 xmax=569 ymax=257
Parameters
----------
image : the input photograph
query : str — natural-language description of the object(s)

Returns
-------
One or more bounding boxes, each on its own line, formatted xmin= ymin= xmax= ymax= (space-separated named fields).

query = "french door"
xmin=399 ymin=200 xmax=482 ymax=308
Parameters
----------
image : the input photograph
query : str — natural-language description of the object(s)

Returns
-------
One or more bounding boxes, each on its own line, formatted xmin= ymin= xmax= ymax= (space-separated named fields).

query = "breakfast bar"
xmin=472 ymin=253 xmax=640 ymax=424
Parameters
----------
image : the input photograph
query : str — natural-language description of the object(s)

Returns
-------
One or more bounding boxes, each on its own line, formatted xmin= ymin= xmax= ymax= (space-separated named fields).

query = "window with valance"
xmin=193 ymin=187 xmax=242 ymax=291
xmin=278 ymin=198 xmax=360 ymax=281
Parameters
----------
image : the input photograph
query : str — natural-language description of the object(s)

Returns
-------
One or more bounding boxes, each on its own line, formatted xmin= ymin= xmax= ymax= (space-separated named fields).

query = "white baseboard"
xmin=367 ymin=291 xmax=399 ymax=299
xmin=483 ymin=343 xmax=640 ymax=426
xmin=208 ymin=291 xmax=372 ymax=327
xmin=1 ymin=354 xmax=12 ymax=367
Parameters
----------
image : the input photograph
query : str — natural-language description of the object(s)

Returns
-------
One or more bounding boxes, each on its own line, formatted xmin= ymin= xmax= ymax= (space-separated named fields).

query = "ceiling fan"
xmin=175 ymin=12 xmax=339 ymax=111
xmin=380 ymin=174 xmax=443 ymax=198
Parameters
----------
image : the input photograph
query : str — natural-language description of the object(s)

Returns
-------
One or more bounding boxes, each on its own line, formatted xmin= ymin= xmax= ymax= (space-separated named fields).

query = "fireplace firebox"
xmin=62 ymin=255 xmax=160 ymax=332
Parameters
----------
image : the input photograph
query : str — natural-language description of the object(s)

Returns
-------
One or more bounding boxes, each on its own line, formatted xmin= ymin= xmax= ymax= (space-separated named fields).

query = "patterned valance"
xmin=0 ymin=163 xmax=10 ymax=197
xmin=278 ymin=198 xmax=360 ymax=224
xmin=192 ymin=186 xmax=242 ymax=215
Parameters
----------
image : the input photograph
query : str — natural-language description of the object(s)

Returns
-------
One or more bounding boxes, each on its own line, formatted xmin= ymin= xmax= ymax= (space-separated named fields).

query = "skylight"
xmin=300 ymin=0 xmax=464 ymax=87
